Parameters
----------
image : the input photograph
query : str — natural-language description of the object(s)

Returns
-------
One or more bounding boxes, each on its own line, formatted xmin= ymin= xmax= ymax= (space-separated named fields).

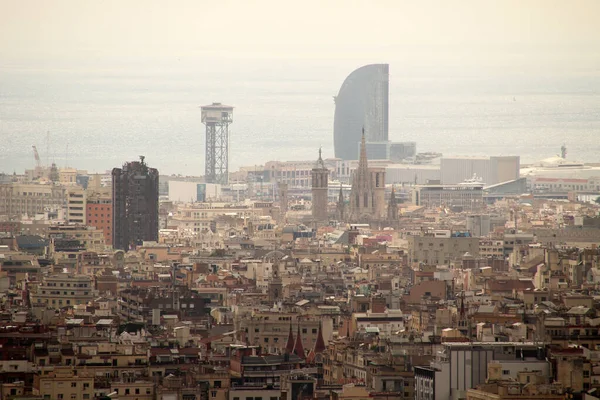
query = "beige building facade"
xmin=33 ymin=367 xmax=94 ymax=400
xmin=237 ymin=311 xmax=333 ymax=355
xmin=0 ymin=182 xmax=66 ymax=218
xmin=66 ymin=186 xmax=86 ymax=225
xmin=31 ymin=273 xmax=94 ymax=308
xmin=408 ymin=232 xmax=479 ymax=265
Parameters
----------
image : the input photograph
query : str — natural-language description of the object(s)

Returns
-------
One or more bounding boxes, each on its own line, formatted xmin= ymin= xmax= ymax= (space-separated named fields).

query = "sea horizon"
xmin=1 ymin=58 xmax=599 ymax=176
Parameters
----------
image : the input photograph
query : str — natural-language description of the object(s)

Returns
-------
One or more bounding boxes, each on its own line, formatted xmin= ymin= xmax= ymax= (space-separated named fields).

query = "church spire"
xmin=307 ymin=320 xmax=326 ymax=363
xmin=314 ymin=146 xmax=326 ymax=170
xmin=313 ymin=321 xmax=326 ymax=353
xmin=285 ymin=322 xmax=295 ymax=354
xmin=348 ymin=127 xmax=374 ymax=222
xmin=293 ymin=324 xmax=306 ymax=359
xmin=359 ymin=127 xmax=368 ymax=168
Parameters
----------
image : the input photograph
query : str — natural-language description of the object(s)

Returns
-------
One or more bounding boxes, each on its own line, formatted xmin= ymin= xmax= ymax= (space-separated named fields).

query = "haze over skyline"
xmin=3 ymin=0 xmax=600 ymax=67
xmin=1 ymin=0 xmax=599 ymax=175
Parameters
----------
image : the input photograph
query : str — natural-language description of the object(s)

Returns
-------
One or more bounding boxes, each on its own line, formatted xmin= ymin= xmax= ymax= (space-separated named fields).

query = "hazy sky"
xmin=1 ymin=0 xmax=599 ymax=175
xmin=2 ymin=0 xmax=599 ymax=72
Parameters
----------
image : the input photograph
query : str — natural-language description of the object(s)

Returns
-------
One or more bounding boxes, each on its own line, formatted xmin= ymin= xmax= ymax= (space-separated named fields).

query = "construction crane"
xmin=32 ymin=145 xmax=41 ymax=169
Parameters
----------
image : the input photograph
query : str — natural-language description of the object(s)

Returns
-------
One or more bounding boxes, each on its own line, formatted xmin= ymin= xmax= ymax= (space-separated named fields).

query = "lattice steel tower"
xmin=201 ymin=103 xmax=233 ymax=185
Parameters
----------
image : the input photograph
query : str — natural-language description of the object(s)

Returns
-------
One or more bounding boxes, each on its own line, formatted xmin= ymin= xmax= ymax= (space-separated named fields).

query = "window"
xmin=312 ymin=328 xmax=317 ymax=334
xmin=83 ymin=395 xmax=90 ymax=400
xmin=136 ymin=389 xmax=140 ymax=394
xmin=58 ymin=395 xmax=64 ymax=400
xmin=502 ymin=370 xmax=510 ymax=375
xmin=264 ymin=338 xmax=269 ymax=343
xmin=71 ymin=382 xmax=77 ymax=387
xmin=212 ymin=391 xmax=217 ymax=397
xmin=302 ymin=328 xmax=307 ymax=334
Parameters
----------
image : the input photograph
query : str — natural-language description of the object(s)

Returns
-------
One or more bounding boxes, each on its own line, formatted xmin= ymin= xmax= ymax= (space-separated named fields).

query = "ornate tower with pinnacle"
xmin=349 ymin=129 xmax=376 ymax=222
xmin=311 ymin=147 xmax=329 ymax=223
xmin=268 ymin=260 xmax=283 ymax=302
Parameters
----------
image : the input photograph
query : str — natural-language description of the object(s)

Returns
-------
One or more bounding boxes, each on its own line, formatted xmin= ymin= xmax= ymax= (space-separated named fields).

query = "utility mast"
xmin=201 ymin=103 xmax=233 ymax=185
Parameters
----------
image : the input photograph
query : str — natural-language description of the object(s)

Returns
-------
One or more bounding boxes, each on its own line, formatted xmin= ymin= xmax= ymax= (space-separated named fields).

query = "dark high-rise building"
xmin=112 ymin=156 xmax=159 ymax=250
xmin=333 ymin=64 xmax=389 ymax=160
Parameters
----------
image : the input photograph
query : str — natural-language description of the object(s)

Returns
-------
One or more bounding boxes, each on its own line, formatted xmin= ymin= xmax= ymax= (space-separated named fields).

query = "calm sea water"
xmin=1 ymin=60 xmax=599 ymax=176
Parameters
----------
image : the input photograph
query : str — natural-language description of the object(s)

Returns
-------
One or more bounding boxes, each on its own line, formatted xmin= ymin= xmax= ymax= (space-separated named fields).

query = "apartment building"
xmin=48 ymin=224 xmax=106 ymax=252
xmin=118 ymin=287 xmax=211 ymax=324
xmin=31 ymin=274 xmax=94 ymax=308
xmin=414 ymin=342 xmax=547 ymax=400
xmin=110 ymin=381 xmax=154 ymax=400
xmin=66 ymin=187 xmax=86 ymax=225
xmin=169 ymin=202 xmax=274 ymax=234
xmin=0 ymin=182 xmax=65 ymax=218
xmin=237 ymin=311 xmax=333 ymax=355
xmin=408 ymin=230 xmax=479 ymax=266
xmin=0 ymin=253 xmax=42 ymax=286
xmin=32 ymin=367 xmax=94 ymax=400
xmin=479 ymin=239 xmax=504 ymax=258
xmin=86 ymin=190 xmax=112 ymax=245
